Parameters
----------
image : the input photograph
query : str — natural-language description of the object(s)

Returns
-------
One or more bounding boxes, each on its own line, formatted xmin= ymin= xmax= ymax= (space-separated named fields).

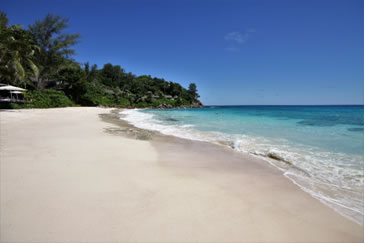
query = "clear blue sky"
xmin=3 ymin=0 xmax=364 ymax=105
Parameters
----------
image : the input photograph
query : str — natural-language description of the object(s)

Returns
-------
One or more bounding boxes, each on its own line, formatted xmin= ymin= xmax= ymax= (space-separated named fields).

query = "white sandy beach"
xmin=0 ymin=107 xmax=363 ymax=242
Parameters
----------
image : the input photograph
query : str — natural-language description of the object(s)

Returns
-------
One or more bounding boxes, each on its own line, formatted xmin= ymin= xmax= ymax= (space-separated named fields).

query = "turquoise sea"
xmin=120 ymin=105 xmax=364 ymax=224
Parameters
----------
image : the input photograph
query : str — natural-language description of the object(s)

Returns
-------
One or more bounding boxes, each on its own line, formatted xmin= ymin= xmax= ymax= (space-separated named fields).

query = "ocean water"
xmin=120 ymin=105 xmax=364 ymax=224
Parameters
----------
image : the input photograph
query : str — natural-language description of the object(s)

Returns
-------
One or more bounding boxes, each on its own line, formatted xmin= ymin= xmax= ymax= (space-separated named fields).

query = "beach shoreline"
xmin=0 ymin=107 xmax=363 ymax=242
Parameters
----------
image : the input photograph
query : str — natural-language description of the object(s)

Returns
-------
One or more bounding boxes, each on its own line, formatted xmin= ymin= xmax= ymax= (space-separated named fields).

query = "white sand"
xmin=0 ymin=107 xmax=363 ymax=242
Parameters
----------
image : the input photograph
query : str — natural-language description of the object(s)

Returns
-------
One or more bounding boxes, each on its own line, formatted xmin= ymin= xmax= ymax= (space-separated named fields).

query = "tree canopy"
xmin=28 ymin=14 xmax=80 ymax=89
xmin=0 ymin=12 xmax=39 ymax=87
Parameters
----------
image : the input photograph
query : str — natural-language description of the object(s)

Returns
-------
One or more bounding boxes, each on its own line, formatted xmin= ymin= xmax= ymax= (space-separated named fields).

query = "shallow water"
xmin=120 ymin=105 xmax=364 ymax=224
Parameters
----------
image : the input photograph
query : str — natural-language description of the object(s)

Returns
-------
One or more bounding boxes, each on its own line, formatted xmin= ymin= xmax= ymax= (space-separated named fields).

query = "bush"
xmin=118 ymin=97 xmax=130 ymax=107
xmin=81 ymin=83 xmax=116 ymax=106
xmin=174 ymin=98 xmax=190 ymax=107
xmin=151 ymin=98 xmax=176 ymax=107
xmin=9 ymin=89 xmax=75 ymax=109
xmin=134 ymin=102 xmax=150 ymax=108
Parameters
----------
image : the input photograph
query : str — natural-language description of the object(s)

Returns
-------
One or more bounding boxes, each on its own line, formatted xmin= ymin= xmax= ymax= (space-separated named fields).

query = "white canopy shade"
xmin=0 ymin=85 xmax=27 ymax=91
xmin=10 ymin=91 xmax=23 ymax=94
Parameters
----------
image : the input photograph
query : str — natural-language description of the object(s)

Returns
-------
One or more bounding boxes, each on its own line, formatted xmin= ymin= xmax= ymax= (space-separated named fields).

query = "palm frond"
xmin=27 ymin=58 xmax=39 ymax=78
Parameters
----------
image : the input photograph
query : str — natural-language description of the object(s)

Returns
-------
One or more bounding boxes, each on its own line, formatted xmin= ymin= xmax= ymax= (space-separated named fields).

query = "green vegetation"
xmin=4 ymin=89 xmax=74 ymax=109
xmin=0 ymin=15 xmax=39 ymax=88
xmin=28 ymin=14 xmax=81 ymax=90
xmin=0 ymin=12 xmax=202 ymax=109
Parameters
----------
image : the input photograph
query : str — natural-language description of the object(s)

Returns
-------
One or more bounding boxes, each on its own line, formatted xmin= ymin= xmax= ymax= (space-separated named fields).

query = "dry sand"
xmin=0 ymin=107 xmax=363 ymax=242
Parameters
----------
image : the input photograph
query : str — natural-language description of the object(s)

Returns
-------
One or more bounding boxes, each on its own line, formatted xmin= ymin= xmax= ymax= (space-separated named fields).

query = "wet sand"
xmin=0 ymin=107 xmax=363 ymax=242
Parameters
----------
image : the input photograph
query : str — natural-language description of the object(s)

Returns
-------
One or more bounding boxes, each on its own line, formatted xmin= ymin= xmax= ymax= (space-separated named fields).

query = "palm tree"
xmin=0 ymin=23 xmax=40 ymax=88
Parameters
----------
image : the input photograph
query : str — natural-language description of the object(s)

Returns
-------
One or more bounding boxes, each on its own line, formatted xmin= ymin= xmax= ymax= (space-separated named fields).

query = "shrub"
xmin=81 ymin=83 xmax=116 ymax=106
xmin=151 ymin=98 xmax=176 ymax=107
xmin=9 ymin=89 xmax=75 ymax=109
xmin=134 ymin=102 xmax=150 ymax=108
xmin=118 ymin=97 xmax=130 ymax=107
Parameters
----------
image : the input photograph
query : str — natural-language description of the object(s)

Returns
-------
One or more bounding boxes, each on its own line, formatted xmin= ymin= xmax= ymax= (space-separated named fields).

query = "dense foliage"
xmin=3 ymin=89 xmax=74 ymax=109
xmin=0 ymin=12 xmax=202 ymax=109
xmin=0 ymin=14 xmax=39 ymax=87
xmin=28 ymin=14 xmax=81 ymax=90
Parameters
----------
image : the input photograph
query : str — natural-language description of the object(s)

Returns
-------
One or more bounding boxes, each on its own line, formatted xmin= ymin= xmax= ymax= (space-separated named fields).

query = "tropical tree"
xmin=188 ymin=83 xmax=199 ymax=101
xmin=88 ymin=64 xmax=99 ymax=82
xmin=99 ymin=63 xmax=125 ymax=88
xmin=28 ymin=14 xmax=80 ymax=89
xmin=0 ymin=12 xmax=8 ymax=28
xmin=0 ymin=12 xmax=39 ymax=87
